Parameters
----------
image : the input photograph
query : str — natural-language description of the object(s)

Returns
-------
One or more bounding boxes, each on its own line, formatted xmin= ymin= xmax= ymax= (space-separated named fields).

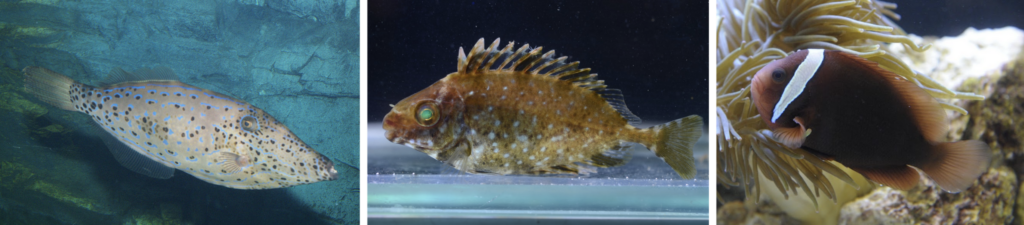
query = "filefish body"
xmin=23 ymin=66 xmax=337 ymax=189
xmin=750 ymin=49 xmax=990 ymax=192
xmin=383 ymin=38 xmax=704 ymax=178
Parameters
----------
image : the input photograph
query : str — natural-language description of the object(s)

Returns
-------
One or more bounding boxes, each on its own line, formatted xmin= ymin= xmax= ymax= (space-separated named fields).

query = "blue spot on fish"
xmin=163 ymin=140 xmax=168 ymax=145
xmin=176 ymin=141 xmax=182 ymax=145
xmin=200 ymin=102 xmax=219 ymax=109
xmin=164 ymin=116 xmax=171 ymax=122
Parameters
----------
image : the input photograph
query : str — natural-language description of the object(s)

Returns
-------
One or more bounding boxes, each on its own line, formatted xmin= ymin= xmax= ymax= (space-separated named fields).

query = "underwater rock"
xmin=255 ymin=0 xmax=359 ymax=22
xmin=716 ymin=199 xmax=801 ymax=225
xmin=838 ymin=165 xmax=1016 ymax=224
xmin=887 ymin=27 xmax=1024 ymax=89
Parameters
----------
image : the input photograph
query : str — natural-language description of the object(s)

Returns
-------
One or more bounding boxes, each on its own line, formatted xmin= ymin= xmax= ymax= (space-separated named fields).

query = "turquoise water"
xmin=0 ymin=0 xmax=359 ymax=224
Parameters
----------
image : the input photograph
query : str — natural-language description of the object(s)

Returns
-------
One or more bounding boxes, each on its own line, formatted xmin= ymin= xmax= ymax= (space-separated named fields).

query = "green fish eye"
xmin=419 ymin=108 xmax=433 ymax=120
xmin=414 ymin=102 xmax=439 ymax=126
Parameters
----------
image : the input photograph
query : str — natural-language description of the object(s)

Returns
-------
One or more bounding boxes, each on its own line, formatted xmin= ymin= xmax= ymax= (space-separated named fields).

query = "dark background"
xmin=893 ymin=0 xmax=1023 ymax=36
xmin=368 ymin=0 xmax=709 ymax=123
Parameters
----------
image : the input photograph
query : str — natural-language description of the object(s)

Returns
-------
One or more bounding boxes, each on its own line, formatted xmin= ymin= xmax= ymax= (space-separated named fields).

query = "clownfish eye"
xmin=771 ymin=68 xmax=786 ymax=83
xmin=414 ymin=101 xmax=440 ymax=127
xmin=241 ymin=116 xmax=258 ymax=132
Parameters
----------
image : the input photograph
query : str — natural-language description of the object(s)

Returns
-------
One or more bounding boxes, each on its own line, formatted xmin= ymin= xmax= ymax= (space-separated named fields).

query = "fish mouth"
xmin=382 ymin=112 xmax=400 ymax=142
xmin=325 ymin=160 xmax=338 ymax=180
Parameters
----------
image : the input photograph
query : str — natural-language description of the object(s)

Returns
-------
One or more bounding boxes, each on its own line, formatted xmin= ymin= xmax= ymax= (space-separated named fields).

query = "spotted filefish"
xmin=22 ymin=66 xmax=337 ymax=189
xmin=750 ymin=49 xmax=989 ymax=191
xmin=383 ymin=38 xmax=704 ymax=178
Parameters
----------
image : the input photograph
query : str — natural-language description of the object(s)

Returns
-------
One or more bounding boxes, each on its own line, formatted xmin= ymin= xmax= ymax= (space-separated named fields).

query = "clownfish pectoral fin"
xmin=850 ymin=165 xmax=921 ymax=190
xmin=773 ymin=117 xmax=809 ymax=149
xmin=917 ymin=140 xmax=991 ymax=192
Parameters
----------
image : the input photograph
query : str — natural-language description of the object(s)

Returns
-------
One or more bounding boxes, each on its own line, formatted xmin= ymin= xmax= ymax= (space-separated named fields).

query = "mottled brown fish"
xmin=750 ymin=49 xmax=990 ymax=192
xmin=23 ymin=66 xmax=337 ymax=189
xmin=383 ymin=38 xmax=704 ymax=179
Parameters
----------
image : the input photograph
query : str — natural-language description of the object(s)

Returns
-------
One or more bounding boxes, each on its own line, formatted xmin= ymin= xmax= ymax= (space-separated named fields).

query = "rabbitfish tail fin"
xmin=23 ymin=66 xmax=79 ymax=111
xmin=920 ymin=140 xmax=991 ymax=192
xmin=648 ymin=115 xmax=704 ymax=179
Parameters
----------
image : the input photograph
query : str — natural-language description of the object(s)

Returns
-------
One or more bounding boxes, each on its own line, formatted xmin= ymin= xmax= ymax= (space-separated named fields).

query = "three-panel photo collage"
xmin=2 ymin=0 xmax=1021 ymax=224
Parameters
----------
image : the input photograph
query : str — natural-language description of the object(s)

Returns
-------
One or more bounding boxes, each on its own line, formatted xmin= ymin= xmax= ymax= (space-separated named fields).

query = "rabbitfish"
xmin=23 ymin=66 xmax=337 ymax=189
xmin=383 ymin=38 xmax=704 ymax=178
xmin=750 ymin=49 xmax=990 ymax=192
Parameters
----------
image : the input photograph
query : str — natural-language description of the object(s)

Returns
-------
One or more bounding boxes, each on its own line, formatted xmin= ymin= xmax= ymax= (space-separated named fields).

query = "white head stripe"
xmin=771 ymin=49 xmax=824 ymax=123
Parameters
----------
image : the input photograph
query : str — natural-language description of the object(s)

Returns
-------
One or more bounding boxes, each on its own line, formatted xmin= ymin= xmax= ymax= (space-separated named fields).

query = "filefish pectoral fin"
xmin=216 ymin=152 xmax=248 ymax=173
xmin=772 ymin=117 xmax=809 ymax=149
xmin=97 ymin=131 xmax=175 ymax=179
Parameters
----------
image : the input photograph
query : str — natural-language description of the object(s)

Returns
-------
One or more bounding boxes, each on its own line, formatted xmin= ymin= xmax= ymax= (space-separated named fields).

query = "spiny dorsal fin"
xmin=456 ymin=38 xmax=640 ymax=124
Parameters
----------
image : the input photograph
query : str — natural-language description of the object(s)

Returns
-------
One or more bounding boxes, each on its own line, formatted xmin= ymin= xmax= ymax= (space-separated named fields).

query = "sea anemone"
xmin=716 ymin=0 xmax=984 ymax=207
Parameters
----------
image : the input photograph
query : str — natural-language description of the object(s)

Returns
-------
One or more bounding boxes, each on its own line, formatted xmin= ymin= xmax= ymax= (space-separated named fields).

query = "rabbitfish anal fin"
xmin=97 ymin=129 xmax=175 ymax=179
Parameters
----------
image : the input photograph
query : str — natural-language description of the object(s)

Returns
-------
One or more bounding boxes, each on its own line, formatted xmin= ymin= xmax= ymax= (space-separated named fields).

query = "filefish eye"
xmin=771 ymin=68 xmax=787 ymax=83
xmin=414 ymin=101 xmax=440 ymax=127
xmin=241 ymin=116 xmax=258 ymax=132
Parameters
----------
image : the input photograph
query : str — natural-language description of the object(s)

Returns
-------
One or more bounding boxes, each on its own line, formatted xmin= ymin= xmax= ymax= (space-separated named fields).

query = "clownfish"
xmin=750 ymin=49 xmax=990 ymax=192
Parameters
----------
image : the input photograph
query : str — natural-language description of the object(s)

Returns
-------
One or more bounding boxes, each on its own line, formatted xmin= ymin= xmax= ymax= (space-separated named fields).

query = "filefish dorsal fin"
xmin=97 ymin=130 xmax=175 ymax=179
xmin=101 ymin=66 xmax=181 ymax=86
xmin=456 ymin=38 xmax=642 ymax=124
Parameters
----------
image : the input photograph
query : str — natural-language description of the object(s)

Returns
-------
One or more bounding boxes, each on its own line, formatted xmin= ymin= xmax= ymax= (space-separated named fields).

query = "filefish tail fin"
xmin=648 ymin=115 xmax=703 ymax=179
xmin=919 ymin=140 xmax=991 ymax=192
xmin=22 ymin=66 xmax=78 ymax=111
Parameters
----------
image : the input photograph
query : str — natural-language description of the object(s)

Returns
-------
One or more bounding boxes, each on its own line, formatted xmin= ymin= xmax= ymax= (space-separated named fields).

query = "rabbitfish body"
xmin=383 ymin=38 xmax=703 ymax=178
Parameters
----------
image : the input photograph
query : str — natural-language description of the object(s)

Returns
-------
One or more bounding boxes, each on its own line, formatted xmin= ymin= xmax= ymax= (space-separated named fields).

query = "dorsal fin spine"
xmin=557 ymin=68 xmax=590 ymax=80
xmin=457 ymin=47 xmax=468 ymax=72
xmin=540 ymin=56 xmax=570 ymax=76
xmin=481 ymin=38 xmax=503 ymax=70
xmin=548 ymin=61 xmax=580 ymax=77
xmin=529 ymin=50 xmax=558 ymax=74
xmin=506 ymin=44 xmax=532 ymax=70
xmin=465 ymin=39 xmax=488 ymax=72
xmin=515 ymin=47 xmax=544 ymax=72
xmin=495 ymin=42 xmax=518 ymax=70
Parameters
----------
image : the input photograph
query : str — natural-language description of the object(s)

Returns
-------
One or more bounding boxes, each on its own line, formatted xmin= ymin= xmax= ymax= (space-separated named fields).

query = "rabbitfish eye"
xmin=415 ymin=101 xmax=440 ymax=127
xmin=771 ymin=68 xmax=786 ymax=83
xmin=241 ymin=116 xmax=258 ymax=132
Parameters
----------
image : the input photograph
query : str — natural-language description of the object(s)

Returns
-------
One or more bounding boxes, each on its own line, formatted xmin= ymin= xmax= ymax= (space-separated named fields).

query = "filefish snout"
xmin=323 ymin=158 xmax=339 ymax=180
